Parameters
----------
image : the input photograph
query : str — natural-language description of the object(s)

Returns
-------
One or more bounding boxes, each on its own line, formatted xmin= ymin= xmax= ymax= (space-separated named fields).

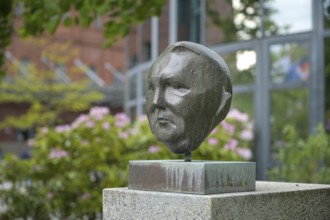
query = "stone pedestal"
xmin=103 ymin=181 xmax=330 ymax=220
xmin=129 ymin=160 xmax=255 ymax=194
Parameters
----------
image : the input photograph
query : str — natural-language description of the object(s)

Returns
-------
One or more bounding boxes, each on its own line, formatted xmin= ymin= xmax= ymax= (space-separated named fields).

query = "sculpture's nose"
xmin=152 ymin=88 xmax=165 ymax=109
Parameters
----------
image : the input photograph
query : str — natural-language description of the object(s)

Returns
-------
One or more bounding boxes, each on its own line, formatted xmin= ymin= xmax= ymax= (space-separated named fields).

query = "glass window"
xmin=270 ymin=88 xmax=309 ymax=148
xmin=325 ymin=38 xmax=330 ymax=132
xmin=177 ymin=0 xmax=201 ymax=43
xmin=232 ymin=92 xmax=254 ymax=119
xmin=324 ymin=0 xmax=330 ymax=29
xmin=266 ymin=0 xmax=312 ymax=36
xmin=54 ymin=63 xmax=68 ymax=83
xmin=129 ymin=106 xmax=137 ymax=121
xmin=128 ymin=26 xmax=138 ymax=68
xmin=128 ymin=74 xmax=137 ymax=100
xmin=159 ymin=2 xmax=170 ymax=54
xmin=142 ymin=19 xmax=152 ymax=62
xmin=221 ymin=50 xmax=256 ymax=85
xmin=19 ymin=58 xmax=30 ymax=75
xmin=205 ymin=0 xmax=261 ymax=46
xmin=270 ymin=42 xmax=310 ymax=85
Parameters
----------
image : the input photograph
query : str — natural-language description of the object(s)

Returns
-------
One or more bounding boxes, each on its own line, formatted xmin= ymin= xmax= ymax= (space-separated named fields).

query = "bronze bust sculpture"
xmin=146 ymin=41 xmax=232 ymax=161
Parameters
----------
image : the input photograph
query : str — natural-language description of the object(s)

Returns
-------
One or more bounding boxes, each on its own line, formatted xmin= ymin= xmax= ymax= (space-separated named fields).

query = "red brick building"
xmin=1 ymin=16 xmax=126 ymax=155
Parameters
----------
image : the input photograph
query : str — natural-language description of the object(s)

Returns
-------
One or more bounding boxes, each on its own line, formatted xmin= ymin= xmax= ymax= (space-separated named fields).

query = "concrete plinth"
xmin=103 ymin=181 xmax=330 ymax=220
xmin=129 ymin=160 xmax=255 ymax=194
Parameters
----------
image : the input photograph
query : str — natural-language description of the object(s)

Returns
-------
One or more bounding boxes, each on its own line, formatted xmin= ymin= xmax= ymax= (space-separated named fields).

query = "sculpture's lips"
xmin=157 ymin=117 xmax=171 ymax=123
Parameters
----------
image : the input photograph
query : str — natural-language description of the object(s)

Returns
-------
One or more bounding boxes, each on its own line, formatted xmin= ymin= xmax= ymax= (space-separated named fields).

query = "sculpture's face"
xmin=146 ymin=51 xmax=222 ymax=154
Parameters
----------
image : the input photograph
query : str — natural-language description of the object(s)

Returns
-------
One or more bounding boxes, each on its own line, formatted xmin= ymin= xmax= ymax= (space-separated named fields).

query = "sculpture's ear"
xmin=215 ymin=86 xmax=232 ymax=120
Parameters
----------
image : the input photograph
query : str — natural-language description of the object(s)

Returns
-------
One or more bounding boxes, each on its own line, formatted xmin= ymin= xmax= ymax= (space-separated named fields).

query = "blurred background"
xmin=1 ymin=0 xmax=330 ymax=218
xmin=0 ymin=0 xmax=329 ymax=187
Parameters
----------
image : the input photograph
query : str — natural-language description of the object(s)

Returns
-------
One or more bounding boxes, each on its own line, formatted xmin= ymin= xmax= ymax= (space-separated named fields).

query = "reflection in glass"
xmin=129 ymin=106 xmax=137 ymax=121
xmin=177 ymin=0 xmax=201 ymax=43
xmin=205 ymin=0 xmax=265 ymax=45
xmin=324 ymin=0 xmax=330 ymax=29
xmin=221 ymin=50 xmax=256 ymax=85
xmin=270 ymin=42 xmax=310 ymax=84
xmin=267 ymin=0 xmax=311 ymax=36
xmin=270 ymin=89 xmax=309 ymax=148
xmin=129 ymin=74 xmax=137 ymax=100
xmin=325 ymin=38 xmax=330 ymax=132
xmin=142 ymin=19 xmax=152 ymax=62
xmin=128 ymin=26 xmax=138 ymax=68
xmin=231 ymin=92 xmax=254 ymax=119
xmin=159 ymin=3 xmax=170 ymax=53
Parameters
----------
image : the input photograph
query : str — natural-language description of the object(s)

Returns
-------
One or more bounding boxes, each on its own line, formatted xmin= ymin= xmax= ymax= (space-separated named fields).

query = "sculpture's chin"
xmin=156 ymin=137 xmax=187 ymax=154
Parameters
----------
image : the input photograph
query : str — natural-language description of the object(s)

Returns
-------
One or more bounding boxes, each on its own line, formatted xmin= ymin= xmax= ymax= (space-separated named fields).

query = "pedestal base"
xmin=103 ymin=181 xmax=330 ymax=220
xmin=129 ymin=160 xmax=255 ymax=194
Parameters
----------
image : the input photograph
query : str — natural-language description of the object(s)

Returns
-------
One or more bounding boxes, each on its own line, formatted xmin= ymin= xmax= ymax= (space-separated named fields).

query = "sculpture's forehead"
xmin=149 ymin=52 xmax=202 ymax=79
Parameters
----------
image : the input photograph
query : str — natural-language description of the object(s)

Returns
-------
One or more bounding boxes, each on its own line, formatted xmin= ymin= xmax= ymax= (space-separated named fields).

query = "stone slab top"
xmin=129 ymin=160 xmax=256 ymax=164
xmin=103 ymin=181 xmax=330 ymax=220
xmin=108 ymin=181 xmax=330 ymax=198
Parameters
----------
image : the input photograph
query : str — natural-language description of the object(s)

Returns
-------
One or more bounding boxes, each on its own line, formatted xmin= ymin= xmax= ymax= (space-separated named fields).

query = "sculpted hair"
xmin=169 ymin=41 xmax=232 ymax=124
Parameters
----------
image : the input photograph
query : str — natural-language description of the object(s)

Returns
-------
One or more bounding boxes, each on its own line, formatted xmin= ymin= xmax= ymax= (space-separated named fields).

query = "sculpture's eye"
xmin=148 ymin=82 xmax=154 ymax=91
xmin=172 ymin=83 xmax=181 ymax=90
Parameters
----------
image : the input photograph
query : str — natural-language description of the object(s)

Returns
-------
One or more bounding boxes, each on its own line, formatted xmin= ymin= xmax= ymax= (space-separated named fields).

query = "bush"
xmin=269 ymin=124 xmax=330 ymax=183
xmin=0 ymin=107 xmax=253 ymax=219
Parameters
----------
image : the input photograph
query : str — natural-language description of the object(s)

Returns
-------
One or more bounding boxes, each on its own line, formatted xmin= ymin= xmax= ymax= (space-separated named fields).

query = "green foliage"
xmin=269 ymin=124 xmax=330 ymax=184
xmin=0 ymin=107 xmax=253 ymax=219
xmin=18 ymin=0 xmax=165 ymax=47
xmin=0 ymin=40 xmax=103 ymax=129
xmin=0 ymin=0 xmax=166 ymax=81
xmin=0 ymin=0 xmax=14 ymax=79
xmin=325 ymin=38 xmax=330 ymax=128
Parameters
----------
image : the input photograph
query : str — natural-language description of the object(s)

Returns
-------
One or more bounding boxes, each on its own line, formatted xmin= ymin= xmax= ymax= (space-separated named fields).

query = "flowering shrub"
xmin=269 ymin=124 xmax=330 ymax=184
xmin=195 ymin=108 xmax=254 ymax=161
xmin=0 ymin=107 xmax=253 ymax=219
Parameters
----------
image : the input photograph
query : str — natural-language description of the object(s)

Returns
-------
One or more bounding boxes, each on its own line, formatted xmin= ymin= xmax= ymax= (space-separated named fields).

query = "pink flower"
xmin=148 ymin=145 xmax=160 ymax=154
xmin=240 ymin=129 xmax=254 ymax=141
xmin=227 ymin=108 xmax=249 ymax=122
xmin=41 ymin=127 xmax=48 ymax=134
xmin=224 ymin=139 xmax=238 ymax=151
xmin=86 ymin=120 xmax=95 ymax=128
xmin=80 ymin=193 xmax=91 ymax=200
xmin=89 ymin=106 xmax=110 ymax=120
xmin=207 ymin=138 xmax=219 ymax=146
xmin=115 ymin=113 xmax=131 ymax=128
xmin=81 ymin=140 xmax=89 ymax=146
xmin=27 ymin=139 xmax=35 ymax=147
xmin=102 ymin=122 xmax=110 ymax=130
xmin=138 ymin=115 xmax=148 ymax=123
xmin=235 ymin=147 xmax=252 ymax=160
xmin=72 ymin=114 xmax=89 ymax=128
xmin=49 ymin=149 xmax=69 ymax=159
xmin=55 ymin=124 xmax=71 ymax=133
xmin=211 ymin=127 xmax=218 ymax=134
xmin=221 ymin=121 xmax=235 ymax=135
xmin=119 ymin=132 xmax=129 ymax=139
xmin=47 ymin=192 xmax=54 ymax=199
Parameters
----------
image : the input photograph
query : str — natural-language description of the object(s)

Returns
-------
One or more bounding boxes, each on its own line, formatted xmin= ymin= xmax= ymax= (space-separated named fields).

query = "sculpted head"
xmin=146 ymin=41 xmax=232 ymax=160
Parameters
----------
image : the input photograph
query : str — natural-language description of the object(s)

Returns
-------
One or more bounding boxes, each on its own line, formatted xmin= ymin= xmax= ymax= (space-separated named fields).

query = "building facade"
xmin=1 ymin=14 xmax=126 ymax=155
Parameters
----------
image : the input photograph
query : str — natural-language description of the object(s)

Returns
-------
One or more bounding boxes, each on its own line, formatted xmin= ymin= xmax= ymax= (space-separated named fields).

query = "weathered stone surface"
xmin=128 ymin=160 xmax=256 ymax=194
xmin=103 ymin=181 xmax=330 ymax=220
